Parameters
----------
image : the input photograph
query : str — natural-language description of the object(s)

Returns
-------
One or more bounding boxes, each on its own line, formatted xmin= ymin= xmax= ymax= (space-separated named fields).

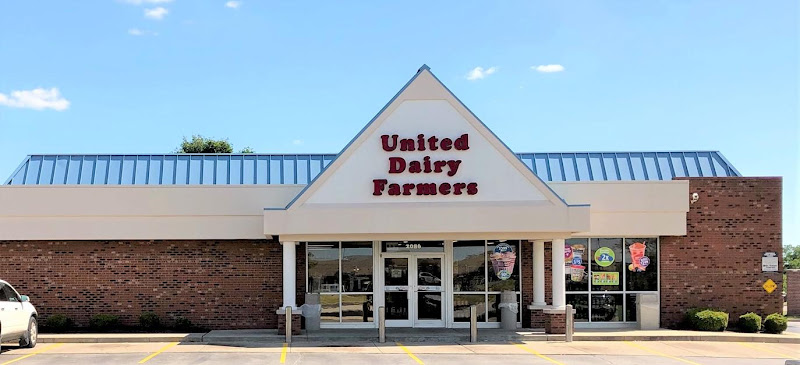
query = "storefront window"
xmin=565 ymin=239 xmax=589 ymax=291
xmin=452 ymin=240 xmax=521 ymax=324
xmin=566 ymin=294 xmax=589 ymax=322
xmin=453 ymin=294 xmax=486 ymax=322
xmin=308 ymin=243 xmax=339 ymax=293
xmin=625 ymin=238 xmax=658 ymax=291
xmin=565 ymin=238 xmax=659 ymax=323
xmin=591 ymin=294 xmax=623 ymax=322
xmin=625 ymin=294 xmax=637 ymax=322
xmin=453 ymin=241 xmax=485 ymax=292
xmin=307 ymin=242 xmax=374 ymax=323
xmin=590 ymin=238 xmax=623 ymax=292
xmin=342 ymin=294 xmax=374 ymax=322
xmin=342 ymin=242 xmax=373 ymax=292
xmin=487 ymin=240 xmax=520 ymax=292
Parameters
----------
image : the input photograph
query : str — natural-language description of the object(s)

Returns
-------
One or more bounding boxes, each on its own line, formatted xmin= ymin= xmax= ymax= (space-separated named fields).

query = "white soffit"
xmin=264 ymin=65 xmax=590 ymax=237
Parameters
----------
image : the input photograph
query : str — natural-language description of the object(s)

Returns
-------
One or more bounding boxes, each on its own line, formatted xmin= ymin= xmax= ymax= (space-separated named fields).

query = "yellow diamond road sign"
xmin=763 ymin=279 xmax=777 ymax=294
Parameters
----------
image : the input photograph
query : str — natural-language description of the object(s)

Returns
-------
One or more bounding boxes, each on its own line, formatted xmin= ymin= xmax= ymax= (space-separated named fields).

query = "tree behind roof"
xmin=176 ymin=135 xmax=253 ymax=153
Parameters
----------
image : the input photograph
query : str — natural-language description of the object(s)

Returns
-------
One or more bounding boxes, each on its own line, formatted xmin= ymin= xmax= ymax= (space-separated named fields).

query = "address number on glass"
xmin=404 ymin=243 xmax=421 ymax=249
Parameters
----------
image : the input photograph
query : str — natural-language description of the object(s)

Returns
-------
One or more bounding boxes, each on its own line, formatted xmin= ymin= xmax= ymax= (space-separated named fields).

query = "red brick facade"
xmin=0 ymin=177 xmax=782 ymax=332
xmin=660 ymin=177 xmax=782 ymax=328
xmin=0 ymin=239 xmax=299 ymax=330
xmin=543 ymin=312 xmax=570 ymax=334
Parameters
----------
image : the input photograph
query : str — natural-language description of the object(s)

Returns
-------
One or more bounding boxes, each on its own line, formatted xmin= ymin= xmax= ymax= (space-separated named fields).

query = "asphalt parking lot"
xmin=1 ymin=340 xmax=798 ymax=365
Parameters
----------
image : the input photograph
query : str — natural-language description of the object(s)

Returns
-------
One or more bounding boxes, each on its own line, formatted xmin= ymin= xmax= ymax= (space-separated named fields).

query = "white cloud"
xmin=466 ymin=66 xmax=497 ymax=81
xmin=128 ymin=28 xmax=157 ymax=36
xmin=144 ymin=7 xmax=168 ymax=20
xmin=532 ymin=64 xmax=565 ymax=73
xmin=121 ymin=0 xmax=172 ymax=5
xmin=0 ymin=88 xmax=70 ymax=111
xmin=225 ymin=1 xmax=242 ymax=9
xmin=292 ymin=139 xmax=304 ymax=146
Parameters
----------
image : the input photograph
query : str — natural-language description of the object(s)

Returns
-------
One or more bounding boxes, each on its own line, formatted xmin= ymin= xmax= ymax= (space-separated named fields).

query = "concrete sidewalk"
xmin=36 ymin=328 xmax=800 ymax=344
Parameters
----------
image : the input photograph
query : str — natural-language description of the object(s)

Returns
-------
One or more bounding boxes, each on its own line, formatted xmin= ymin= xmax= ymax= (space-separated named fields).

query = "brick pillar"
xmin=530 ymin=309 xmax=546 ymax=329
xmin=521 ymin=240 xmax=533 ymax=327
xmin=788 ymin=270 xmax=800 ymax=315
xmin=543 ymin=311 xmax=574 ymax=334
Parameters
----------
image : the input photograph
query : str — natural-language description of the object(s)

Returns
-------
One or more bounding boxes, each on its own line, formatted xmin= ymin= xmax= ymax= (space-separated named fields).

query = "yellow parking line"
xmin=1 ymin=343 xmax=63 ymax=365
xmin=138 ymin=342 xmax=179 ymax=364
xmin=280 ymin=343 xmax=288 ymax=363
xmin=396 ymin=342 xmax=424 ymax=365
xmin=624 ymin=341 xmax=701 ymax=365
xmin=512 ymin=343 xmax=565 ymax=365
xmin=738 ymin=342 xmax=799 ymax=360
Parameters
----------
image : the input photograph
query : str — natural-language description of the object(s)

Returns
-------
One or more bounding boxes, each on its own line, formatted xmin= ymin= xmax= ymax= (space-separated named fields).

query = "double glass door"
xmin=384 ymin=255 xmax=444 ymax=327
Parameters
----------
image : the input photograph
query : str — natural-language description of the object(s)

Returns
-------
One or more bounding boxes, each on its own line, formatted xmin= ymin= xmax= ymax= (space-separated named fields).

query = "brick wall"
xmin=0 ymin=239 xmax=289 ymax=330
xmin=787 ymin=270 xmax=800 ymax=315
xmin=521 ymin=241 xmax=532 ymax=327
xmin=660 ymin=177 xmax=782 ymax=328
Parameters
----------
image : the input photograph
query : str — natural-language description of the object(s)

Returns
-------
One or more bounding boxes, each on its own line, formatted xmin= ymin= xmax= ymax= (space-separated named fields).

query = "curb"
xmin=38 ymin=333 xmax=205 ymax=344
xmin=37 ymin=332 xmax=800 ymax=344
xmin=572 ymin=334 xmax=800 ymax=344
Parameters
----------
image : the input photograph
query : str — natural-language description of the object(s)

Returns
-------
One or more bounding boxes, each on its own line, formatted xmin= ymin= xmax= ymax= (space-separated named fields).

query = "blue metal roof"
xmin=4 ymin=151 xmax=740 ymax=186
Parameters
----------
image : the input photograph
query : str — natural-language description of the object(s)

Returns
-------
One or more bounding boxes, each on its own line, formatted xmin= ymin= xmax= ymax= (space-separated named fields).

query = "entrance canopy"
xmin=264 ymin=65 xmax=589 ymax=241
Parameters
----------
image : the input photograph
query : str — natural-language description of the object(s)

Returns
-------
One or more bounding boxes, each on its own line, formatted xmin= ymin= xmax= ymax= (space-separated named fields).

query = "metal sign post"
xmin=469 ymin=305 xmax=478 ymax=343
xmin=565 ymin=304 xmax=574 ymax=342
xmin=378 ymin=306 xmax=386 ymax=343
xmin=285 ymin=306 xmax=292 ymax=344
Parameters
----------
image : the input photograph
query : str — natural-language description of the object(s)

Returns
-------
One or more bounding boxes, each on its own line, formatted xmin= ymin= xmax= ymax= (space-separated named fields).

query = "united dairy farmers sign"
xmin=372 ymin=133 xmax=479 ymax=196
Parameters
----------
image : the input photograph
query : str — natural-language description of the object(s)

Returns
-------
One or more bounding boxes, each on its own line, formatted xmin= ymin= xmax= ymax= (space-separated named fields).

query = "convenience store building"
xmin=0 ymin=66 xmax=782 ymax=334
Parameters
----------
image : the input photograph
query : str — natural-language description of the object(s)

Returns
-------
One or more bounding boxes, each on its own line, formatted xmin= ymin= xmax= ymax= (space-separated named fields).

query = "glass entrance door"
xmin=384 ymin=255 xmax=445 ymax=327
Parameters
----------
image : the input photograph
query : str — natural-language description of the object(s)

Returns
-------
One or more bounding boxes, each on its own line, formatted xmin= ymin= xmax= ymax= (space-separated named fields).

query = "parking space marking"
xmin=138 ymin=342 xmax=179 ymax=364
xmin=737 ymin=342 xmax=798 ymax=360
xmin=0 ymin=343 xmax=63 ymax=365
xmin=280 ymin=343 xmax=288 ymax=363
xmin=396 ymin=342 xmax=424 ymax=365
xmin=512 ymin=343 xmax=565 ymax=365
xmin=624 ymin=341 xmax=701 ymax=365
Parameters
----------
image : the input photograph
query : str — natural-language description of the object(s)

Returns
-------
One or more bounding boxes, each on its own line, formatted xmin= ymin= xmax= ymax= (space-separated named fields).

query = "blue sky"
xmin=1 ymin=1 xmax=797 ymax=243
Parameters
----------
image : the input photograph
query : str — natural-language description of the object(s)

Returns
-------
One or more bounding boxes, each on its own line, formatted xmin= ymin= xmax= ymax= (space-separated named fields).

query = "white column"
xmin=532 ymin=240 xmax=546 ymax=307
xmin=282 ymin=241 xmax=297 ymax=309
xmin=551 ymin=239 xmax=566 ymax=309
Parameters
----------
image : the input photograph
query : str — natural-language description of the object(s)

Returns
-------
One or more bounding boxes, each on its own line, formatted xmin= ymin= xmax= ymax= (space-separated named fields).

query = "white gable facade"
xmin=263 ymin=66 xmax=590 ymax=242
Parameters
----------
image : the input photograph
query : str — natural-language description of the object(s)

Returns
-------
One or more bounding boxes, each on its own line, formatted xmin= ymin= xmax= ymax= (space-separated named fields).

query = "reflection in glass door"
xmin=384 ymin=258 xmax=410 ymax=326
xmin=383 ymin=255 xmax=445 ymax=327
xmin=415 ymin=257 xmax=444 ymax=326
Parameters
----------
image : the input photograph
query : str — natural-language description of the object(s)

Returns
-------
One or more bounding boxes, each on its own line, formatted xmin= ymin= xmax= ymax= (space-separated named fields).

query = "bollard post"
xmin=378 ymin=306 xmax=386 ymax=343
xmin=285 ymin=306 xmax=292 ymax=344
xmin=469 ymin=305 xmax=478 ymax=343
xmin=565 ymin=304 xmax=573 ymax=342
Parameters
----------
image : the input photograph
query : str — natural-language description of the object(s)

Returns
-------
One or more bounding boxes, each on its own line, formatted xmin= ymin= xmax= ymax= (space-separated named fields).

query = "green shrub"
xmin=44 ymin=314 xmax=73 ymax=332
xmin=139 ymin=312 xmax=161 ymax=330
xmin=173 ymin=317 xmax=193 ymax=332
xmin=89 ymin=314 xmax=120 ymax=332
xmin=763 ymin=313 xmax=788 ymax=334
xmin=738 ymin=312 xmax=761 ymax=333
xmin=684 ymin=308 xmax=711 ymax=329
xmin=690 ymin=309 xmax=729 ymax=331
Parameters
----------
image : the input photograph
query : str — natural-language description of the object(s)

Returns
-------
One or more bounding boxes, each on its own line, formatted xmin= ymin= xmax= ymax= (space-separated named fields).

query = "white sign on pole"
xmin=762 ymin=252 xmax=779 ymax=272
